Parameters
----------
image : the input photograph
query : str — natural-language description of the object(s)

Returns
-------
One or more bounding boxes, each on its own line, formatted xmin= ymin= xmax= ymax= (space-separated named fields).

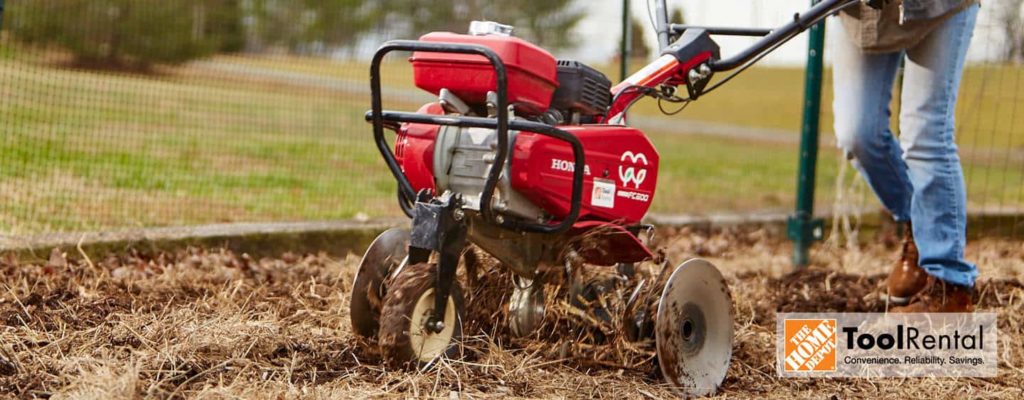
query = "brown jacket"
xmin=840 ymin=0 xmax=979 ymax=53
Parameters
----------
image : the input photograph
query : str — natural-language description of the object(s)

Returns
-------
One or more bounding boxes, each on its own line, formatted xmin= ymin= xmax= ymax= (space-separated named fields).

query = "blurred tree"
xmin=380 ymin=0 xmax=584 ymax=50
xmin=206 ymin=0 xmax=246 ymax=53
xmin=10 ymin=0 xmax=581 ymax=60
xmin=389 ymin=0 xmax=466 ymax=35
xmin=246 ymin=0 xmax=380 ymax=54
xmin=9 ymin=0 xmax=241 ymax=69
xmin=506 ymin=0 xmax=585 ymax=49
xmin=670 ymin=7 xmax=685 ymax=26
xmin=622 ymin=5 xmax=682 ymax=60
xmin=627 ymin=17 xmax=650 ymax=60
xmin=995 ymin=0 xmax=1024 ymax=62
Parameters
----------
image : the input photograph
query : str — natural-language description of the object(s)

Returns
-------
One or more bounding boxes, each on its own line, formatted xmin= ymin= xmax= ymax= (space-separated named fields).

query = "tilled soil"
xmin=0 ymin=227 xmax=1022 ymax=399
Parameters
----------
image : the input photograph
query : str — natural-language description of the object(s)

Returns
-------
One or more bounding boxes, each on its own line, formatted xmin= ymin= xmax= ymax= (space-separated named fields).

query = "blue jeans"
xmin=832 ymin=5 xmax=979 ymax=287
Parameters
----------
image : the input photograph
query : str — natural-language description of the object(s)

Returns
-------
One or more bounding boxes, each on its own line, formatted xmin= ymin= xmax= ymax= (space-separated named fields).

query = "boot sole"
xmin=880 ymin=292 xmax=911 ymax=306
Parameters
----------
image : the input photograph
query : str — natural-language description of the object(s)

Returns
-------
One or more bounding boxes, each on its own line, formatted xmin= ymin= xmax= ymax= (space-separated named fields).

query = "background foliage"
xmin=9 ymin=0 xmax=239 ymax=69
xmin=6 ymin=0 xmax=584 ymax=67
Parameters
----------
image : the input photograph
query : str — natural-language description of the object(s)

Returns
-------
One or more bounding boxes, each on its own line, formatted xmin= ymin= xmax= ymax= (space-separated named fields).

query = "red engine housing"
xmin=395 ymin=103 xmax=442 ymax=193
xmin=395 ymin=112 xmax=659 ymax=225
xmin=510 ymin=125 xmax=658 ymax=224
xmin=410 ymin=32 xmax=559 ymax=115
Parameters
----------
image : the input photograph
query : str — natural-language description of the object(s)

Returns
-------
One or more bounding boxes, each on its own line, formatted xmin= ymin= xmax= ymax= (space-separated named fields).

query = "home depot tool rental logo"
xmin=782 ymin=319 xmax=837 ymax=372
xmin=776 ymin=313 xmax=998 ymax=378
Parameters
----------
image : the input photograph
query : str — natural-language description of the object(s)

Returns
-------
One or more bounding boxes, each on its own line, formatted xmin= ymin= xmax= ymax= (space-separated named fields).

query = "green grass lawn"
xmin=0 ymin=59 xmax=403 ymax=234
xmin=1 ymin=52 xmax=1021 ymax=235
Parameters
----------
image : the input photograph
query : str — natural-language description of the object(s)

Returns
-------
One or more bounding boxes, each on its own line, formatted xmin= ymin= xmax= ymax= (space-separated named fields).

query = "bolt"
xmin=431 ymin=320 xmax=445 ymax=332
xmin=688 ymin=69 xmax=701 ymax=85
xmin=699 ymin=63 xmax=712 ymax=77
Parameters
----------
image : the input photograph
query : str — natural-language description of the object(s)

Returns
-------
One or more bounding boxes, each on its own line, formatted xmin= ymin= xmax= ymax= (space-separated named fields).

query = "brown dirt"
xmin=0 ymin=228 xmax=1022 ymax=399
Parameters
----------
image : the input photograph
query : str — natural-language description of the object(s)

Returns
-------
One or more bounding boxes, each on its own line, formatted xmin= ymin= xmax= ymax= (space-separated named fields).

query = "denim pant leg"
xmin=831 ymin=24 xmax=913 ymax=221
xmin=899 ymin=4 xmax=980 ymax=287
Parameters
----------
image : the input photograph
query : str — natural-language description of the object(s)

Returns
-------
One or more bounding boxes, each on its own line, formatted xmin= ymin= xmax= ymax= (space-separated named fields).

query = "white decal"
xmin=591 ymin=179 xmax=616 ymax=208
xmin=619 ymin=151 xmax=649 ymax=188
xmin=550 ymin=158 xmax=591 ymax=175
xmin=617 ymin=190 xmax=650 ymax=202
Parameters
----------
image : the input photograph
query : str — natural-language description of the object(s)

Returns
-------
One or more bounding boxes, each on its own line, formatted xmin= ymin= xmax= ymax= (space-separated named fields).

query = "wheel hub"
xmin=509 ymin=276 xmax=545 ymax=337
xmin=408 ymin=288 xmax=457 ymax=363
xmin=677 ymin=302 xmax=706 ymax=355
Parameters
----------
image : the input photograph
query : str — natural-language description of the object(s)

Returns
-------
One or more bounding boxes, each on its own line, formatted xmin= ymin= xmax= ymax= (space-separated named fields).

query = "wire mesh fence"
xmin=0 ymin=0 xmax=409 ymax=235
xmin=0 ymin=0 xmax=1021 ymax=241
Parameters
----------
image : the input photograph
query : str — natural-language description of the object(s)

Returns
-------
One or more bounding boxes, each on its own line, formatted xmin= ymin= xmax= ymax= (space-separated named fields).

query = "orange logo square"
xmin=783 ymin=319 xmax=837 ymax=372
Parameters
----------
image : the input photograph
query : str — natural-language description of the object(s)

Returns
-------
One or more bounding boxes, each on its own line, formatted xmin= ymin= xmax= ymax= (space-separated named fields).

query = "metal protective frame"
xmin=368 ymin=41 xmax=585 ymax=234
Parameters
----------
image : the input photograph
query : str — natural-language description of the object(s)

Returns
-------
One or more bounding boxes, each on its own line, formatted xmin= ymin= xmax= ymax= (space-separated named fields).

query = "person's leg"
xmin=898 ymin=4 xmax=980 ymax=288
xmin=831 ymin=24 xmax=913 ymax=221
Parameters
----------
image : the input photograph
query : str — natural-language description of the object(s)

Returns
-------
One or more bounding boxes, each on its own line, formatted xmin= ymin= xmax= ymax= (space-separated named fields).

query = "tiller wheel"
xmin=350 ymin=228 xmax=409 ymax=338
xmin=378 ymin=262 xmax=464 ymax=367
xmin=653 ymin=258 xmax=734 ymax=397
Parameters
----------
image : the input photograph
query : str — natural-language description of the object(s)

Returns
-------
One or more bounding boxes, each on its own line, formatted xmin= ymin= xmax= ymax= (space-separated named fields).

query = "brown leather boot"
xmin=885 ymin=226 xmax=929 ymax=305
xmin=889 ymin=276 xmax=975 ymax=313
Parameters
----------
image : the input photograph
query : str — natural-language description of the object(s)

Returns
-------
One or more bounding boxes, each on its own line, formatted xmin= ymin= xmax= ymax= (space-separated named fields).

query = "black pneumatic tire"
xmin=378 ymin=262 xmax=465 ymax=367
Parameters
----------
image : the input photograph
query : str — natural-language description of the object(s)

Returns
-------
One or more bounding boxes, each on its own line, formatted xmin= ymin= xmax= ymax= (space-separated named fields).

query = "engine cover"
xmin=410 ymin=32 xmax=558 ymax=116
xmin=510 ymin=125 xmax=658 ymax=224
xmin=550 ymin=60 xmax=612 ymax=118
xmin=433 ymin=125 xmax=545 ymax=221
xmin=395 ymin=103 xmax=442 ymax=193
xmin=395 ymin=109 xmax=658 ymax=225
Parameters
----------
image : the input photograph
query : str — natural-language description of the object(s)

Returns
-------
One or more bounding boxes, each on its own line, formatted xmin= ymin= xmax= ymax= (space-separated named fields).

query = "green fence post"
xmin=787 ymin=0 xmax=826 ymax=268
xmin=620 ymin=0 xmax=630 ymax=82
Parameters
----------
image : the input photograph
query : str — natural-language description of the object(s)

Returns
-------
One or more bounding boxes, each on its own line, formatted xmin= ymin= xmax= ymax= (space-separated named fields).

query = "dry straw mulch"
xmin=0 ymin=227 xmax=1022 ymax=399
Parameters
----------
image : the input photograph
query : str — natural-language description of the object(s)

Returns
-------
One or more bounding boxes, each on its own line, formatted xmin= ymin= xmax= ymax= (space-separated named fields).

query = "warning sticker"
xmin=591 ymin=179 xmax=616 ymax=209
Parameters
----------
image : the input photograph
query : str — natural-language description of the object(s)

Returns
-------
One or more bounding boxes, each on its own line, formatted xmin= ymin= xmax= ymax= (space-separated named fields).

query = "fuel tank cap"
xmin=469 ymin=21 xmax=514 ymax=37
